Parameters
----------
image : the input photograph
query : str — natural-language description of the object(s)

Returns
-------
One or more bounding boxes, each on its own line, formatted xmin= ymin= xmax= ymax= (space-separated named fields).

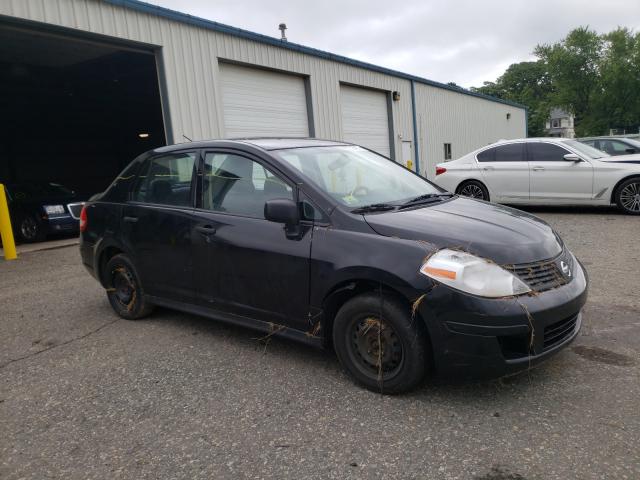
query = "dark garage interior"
xmin=0 ymin=22 xmax=166 ymax=198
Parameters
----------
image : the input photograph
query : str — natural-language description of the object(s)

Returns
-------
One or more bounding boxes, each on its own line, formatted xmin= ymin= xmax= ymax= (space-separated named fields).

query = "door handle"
xmin=532 ymin=166 xmax=545 ymax=171
xmin=123 ymin=216 xmax=138 ymax=223
xmin=195 ymin=225 xmax=217 ymax=235
xmin=482 ymin=166 xmax=494 ymax=171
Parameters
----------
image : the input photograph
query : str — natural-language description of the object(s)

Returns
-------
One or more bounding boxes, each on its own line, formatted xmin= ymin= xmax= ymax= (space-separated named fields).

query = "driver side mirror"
xmin=563 ymin=153 xmax=582 ymax=162
xmin=264 ymin=198 xmax=299 ymax=226
xmin=625 ymin=148 xmax=636 ymax=154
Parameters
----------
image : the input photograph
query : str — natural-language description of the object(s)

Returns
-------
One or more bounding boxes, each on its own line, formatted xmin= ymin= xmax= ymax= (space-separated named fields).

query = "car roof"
xmin=152 ymin=137 xmax=350 ymax=154
xmin=577 ymin=136 xmax=637 ymax=141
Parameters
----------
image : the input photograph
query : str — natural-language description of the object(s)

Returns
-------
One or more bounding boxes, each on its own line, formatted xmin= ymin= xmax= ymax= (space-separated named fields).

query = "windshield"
xmin=274 ymin=146 xmax=443 ymax=208
xmin=564 ymin=140 xmax=610 ymax=159
xmin=7 ymin=183 xmax=74 ymax=200
xmin=624 ymin=138 xmax=640 ymax=149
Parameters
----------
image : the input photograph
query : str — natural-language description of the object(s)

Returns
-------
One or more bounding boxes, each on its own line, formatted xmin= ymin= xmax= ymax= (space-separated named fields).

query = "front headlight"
xmin=419 ymin=249 xmax=531 ymax=298
xmin=44 ymin=205 xmax=65 ymax=215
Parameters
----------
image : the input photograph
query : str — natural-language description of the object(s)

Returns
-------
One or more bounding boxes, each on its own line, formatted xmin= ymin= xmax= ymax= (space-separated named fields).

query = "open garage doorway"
xmin=0 ymin=21 xmax=167 ymax=199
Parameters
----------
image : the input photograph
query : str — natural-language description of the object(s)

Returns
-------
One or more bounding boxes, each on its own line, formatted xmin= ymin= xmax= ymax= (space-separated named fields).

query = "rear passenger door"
xmin=191 ymin=150 xmax=312 ymax=331
xmin=477 ymin=143 xmax=529 ymax=201
xmin=122 ymin=151 xmax=197 ymax=302
xmin=527 ymin=142 xmax=593 ymax=201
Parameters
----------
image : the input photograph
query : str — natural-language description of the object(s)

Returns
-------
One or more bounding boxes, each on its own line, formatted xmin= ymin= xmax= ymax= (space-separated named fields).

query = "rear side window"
xmin=527 ymin=143 xmax=569 ymax=162
xmin=132 ymin=152 xmax=196 ymax=206
xmin=476 ymin=148 xmax=495 ymax=162
xmin=493 ymin=143 xmax=525 ymax=162
xmin=105 ymin=159 xmax=143 ymax=202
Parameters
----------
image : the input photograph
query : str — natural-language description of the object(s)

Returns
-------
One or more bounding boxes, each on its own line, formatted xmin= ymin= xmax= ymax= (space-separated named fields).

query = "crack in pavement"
xmin=0 ymin=318 xmax=120 ymax=370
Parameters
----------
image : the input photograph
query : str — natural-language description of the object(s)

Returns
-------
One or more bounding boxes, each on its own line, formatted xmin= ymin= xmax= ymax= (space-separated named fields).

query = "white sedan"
xmin=433 ymin=138 xmax=640 ymax=215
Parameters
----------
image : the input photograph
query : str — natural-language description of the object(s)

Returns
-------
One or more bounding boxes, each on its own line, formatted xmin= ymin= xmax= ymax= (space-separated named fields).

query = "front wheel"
xmin=104 ymin=254 xmax=154 ymax=320
xmin=615 ymin=178 xmax=640 ymax=215
xmin=332 ymin=292 xmax=430 ymax=394
xmin=457 ymin=180 xmax=490 ymax=201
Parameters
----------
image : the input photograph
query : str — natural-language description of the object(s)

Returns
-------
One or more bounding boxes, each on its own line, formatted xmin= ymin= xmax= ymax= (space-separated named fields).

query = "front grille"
xmin=67 ymin=202 xmax=85 ymax=219
xmin=507 ymin=254 xmax=570 ymax=292
xmin=543 ymin=314 xmax=578 ymax=350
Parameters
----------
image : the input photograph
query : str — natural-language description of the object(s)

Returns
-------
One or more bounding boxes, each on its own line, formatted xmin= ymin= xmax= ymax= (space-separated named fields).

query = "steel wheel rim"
xmin=20 ymin=217 xmax=38 ymax=240
xmin=620 ymin=182 xmax=640 ymax=212
xmin=460 ymin=184 xmax=485 ymax=199
xmin=112 ymin=266 xmax=136 ymax=309
xmin=347 ymin=316 xmax=404 ymax=380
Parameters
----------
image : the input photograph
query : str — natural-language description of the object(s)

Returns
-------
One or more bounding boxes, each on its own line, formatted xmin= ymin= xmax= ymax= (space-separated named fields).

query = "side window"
xmin=106 ymin=158 xmax=143 ymax=202
xmin=527 ymin=143 xmax=569 ymax=162
xmin=203 ymin=153 xmax=293 ymax=218
xmin=603 ymin=140 xmax=633 ymax=154
xmin=477 ymin=148 xmax=495 ymax=162
xmin=299 ymin=192 xmax=328 ymax=222
xmin=132 ymin=152 xmax=196 ymax=206
xmin=493 ymin=143 xmax=525 ymax=162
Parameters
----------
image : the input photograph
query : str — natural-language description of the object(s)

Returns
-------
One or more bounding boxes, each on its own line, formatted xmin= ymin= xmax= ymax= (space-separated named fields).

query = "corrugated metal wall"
xmin=415 ymin=84 xmax=527 ymax=178
xmin=1 ymin=0 xmax=526 ymax=176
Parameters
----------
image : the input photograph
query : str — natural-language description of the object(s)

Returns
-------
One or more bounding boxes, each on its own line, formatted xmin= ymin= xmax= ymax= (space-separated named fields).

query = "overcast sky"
xmin=149 ymin=0 xmax=640 ymax=88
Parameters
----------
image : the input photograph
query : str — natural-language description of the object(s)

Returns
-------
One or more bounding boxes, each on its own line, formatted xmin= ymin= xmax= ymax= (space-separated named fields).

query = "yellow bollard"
xmin=0 ymin=184 xmax=17 ymax=260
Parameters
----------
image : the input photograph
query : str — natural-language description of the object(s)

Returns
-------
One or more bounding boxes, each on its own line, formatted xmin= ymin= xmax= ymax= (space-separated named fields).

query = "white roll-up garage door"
xmin=220 ymin=63 xmax=309 ymax=138
xmin=340 ymin=84 xmax=391 ymax=157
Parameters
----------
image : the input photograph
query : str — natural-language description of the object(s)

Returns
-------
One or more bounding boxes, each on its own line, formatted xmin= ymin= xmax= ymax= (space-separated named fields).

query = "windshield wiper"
xmin=399 ymin=193 xmax=454 ymax=209
xmin=351 ymin=203 xmax=398 ymax=214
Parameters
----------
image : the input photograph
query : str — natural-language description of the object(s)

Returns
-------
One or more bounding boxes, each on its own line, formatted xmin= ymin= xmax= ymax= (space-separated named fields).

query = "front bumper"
xmin=417 ymin=257 xmax=588 ymax=381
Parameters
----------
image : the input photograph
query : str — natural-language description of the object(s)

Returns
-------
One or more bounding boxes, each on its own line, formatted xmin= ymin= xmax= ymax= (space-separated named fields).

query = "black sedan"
xmin=79 ymin=138 xmax=588 ymax=393
xmin=5 ymin=183 xmax=84 ymax=243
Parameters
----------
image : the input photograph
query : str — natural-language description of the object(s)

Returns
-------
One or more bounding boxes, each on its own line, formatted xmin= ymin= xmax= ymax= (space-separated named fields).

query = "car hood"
xmin=364 ymin=197 xmax=562 ymax=265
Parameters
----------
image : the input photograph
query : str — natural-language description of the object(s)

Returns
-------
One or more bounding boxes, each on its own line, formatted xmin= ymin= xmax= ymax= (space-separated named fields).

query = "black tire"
xmin=615 ymin=177 xmax=640 ymax=215
xmin=16 ymin=214 xmax=45 ymax=243
xmin=457 ymin=180 xmax=490 ymax=201
xmin=104 ymin=254 xmax=154 ymax=320
xmin=332 ymin=292 xmax=430 ymax=394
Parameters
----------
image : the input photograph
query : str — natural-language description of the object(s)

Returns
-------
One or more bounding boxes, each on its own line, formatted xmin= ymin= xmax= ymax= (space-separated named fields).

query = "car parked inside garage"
xmin=434 ymin=138 xmax=640 ymax=214
xmin=4 ymin=182 xmax=84 ymax=242
xmin=80 ymin=138 xmax=587 ymax=393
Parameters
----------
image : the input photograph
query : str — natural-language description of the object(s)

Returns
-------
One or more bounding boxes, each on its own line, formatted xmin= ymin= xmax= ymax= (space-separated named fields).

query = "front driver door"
xmin=191 ymin=150 xmax=312 ymax=331
xmin=527 ymin=142 xmax=593 ymax=201
xmin=477 ymin=142 xmax=529 ymax=202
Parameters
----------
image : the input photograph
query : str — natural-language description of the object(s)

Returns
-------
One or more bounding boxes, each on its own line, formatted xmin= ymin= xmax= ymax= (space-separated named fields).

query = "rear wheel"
xmin=332 ymin=292 xmax=430 ymax=394
xmin=17 ymin=214 xmax=45 ymax=243
xmin=104 ymin=254 xmax=154 ymax=320
xmin=615 ymin=177 xmax=640 ymax=215
xmin=457 ymin=180 xmax=490 ymax=201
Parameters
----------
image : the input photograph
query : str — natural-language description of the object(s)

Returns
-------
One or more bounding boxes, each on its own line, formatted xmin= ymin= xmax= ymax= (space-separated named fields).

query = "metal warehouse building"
xmin=0 ymin=0 xmax=526 ymax=196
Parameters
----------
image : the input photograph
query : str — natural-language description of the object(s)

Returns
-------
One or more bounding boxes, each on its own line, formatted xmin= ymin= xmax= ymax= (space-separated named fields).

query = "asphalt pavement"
xmin=1 ymin=206 xmax=638 ymax=479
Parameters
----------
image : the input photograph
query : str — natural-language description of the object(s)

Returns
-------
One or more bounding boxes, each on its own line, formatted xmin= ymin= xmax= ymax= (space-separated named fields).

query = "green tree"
xmin=534 ymin=27 xmax=603 ymax=136
xmin=475 ymin=27 xmax=640 ymax=137
xmin=592 ymin=28 xmax=640 ymax=134
xmin=472 ymin=61 xmax=552 ymax=136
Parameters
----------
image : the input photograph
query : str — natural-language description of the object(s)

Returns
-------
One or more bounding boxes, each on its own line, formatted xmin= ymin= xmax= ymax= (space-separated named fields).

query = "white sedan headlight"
xmin=44 ymin=205 xmax=65 ymax=215
xmin=419 ymin=249 xmax=531 ymax=298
